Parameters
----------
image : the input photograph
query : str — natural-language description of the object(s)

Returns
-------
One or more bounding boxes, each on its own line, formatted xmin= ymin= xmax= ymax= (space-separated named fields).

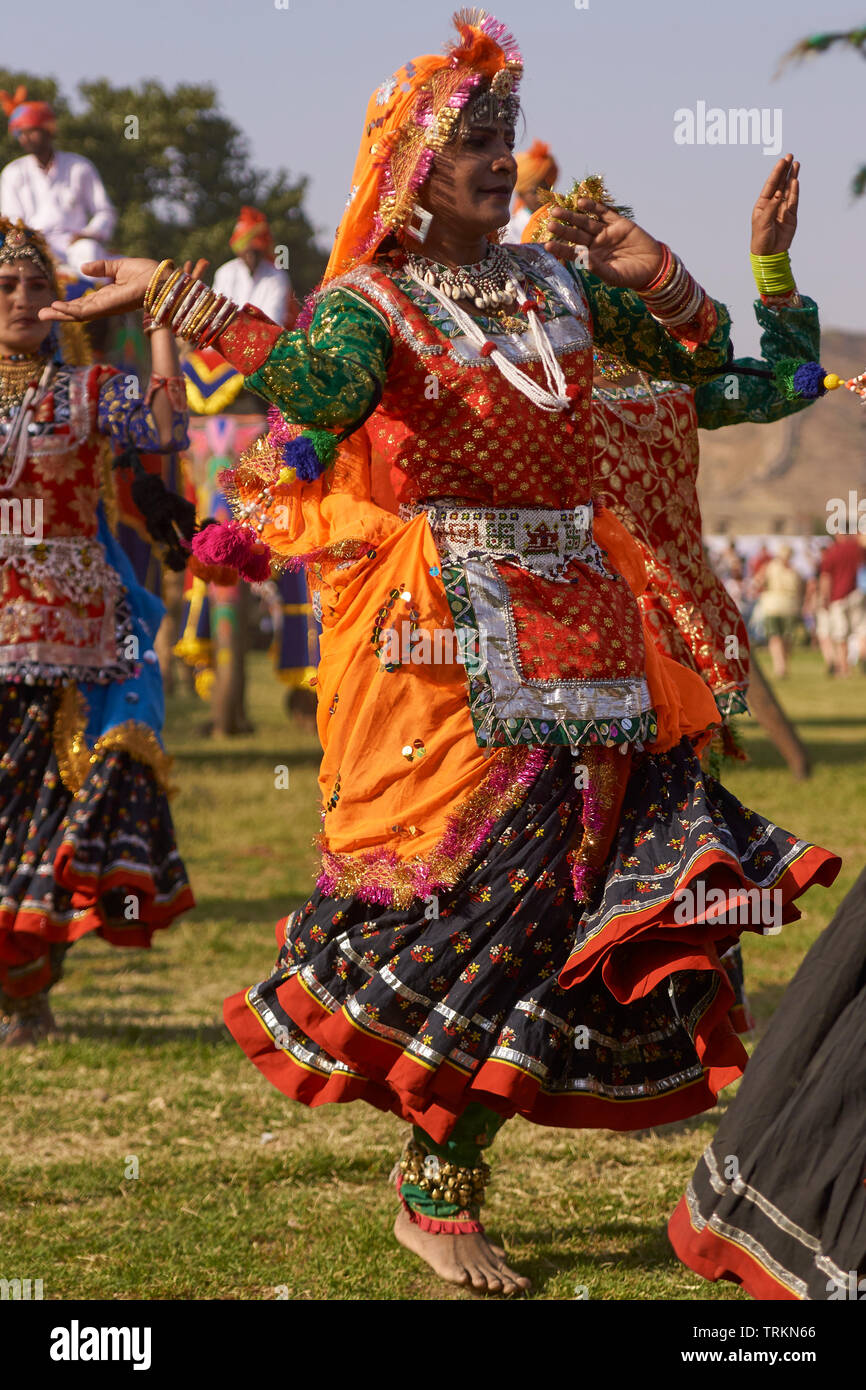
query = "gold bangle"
xmin=175 ymin=283 xmax=209 ymax=337
xmin=144 ymin=258 xmax=176 ymax=313
xmin=167 ymin=276 xmax=203 ymax=330
xmin=186 ymin=291 xmax=217 ymax=340
xmin=150 ymin=267 xmax=184 ymax=320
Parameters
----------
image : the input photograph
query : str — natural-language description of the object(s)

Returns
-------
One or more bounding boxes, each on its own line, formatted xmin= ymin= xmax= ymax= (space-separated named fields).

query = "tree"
xmin=777 ymin=28 xmax=866 ymax=196
xmin=0 ymin=71 xmax=327 ymax=293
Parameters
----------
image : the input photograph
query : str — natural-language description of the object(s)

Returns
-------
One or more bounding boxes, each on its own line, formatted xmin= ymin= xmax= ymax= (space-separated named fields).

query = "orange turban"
xmin=230 ymin=207 xmax=273 ymax=257
xmin=324 ymin=9 xmax=523 ymax=284
xmin=514 ymin=140 xmax=558 ymax=196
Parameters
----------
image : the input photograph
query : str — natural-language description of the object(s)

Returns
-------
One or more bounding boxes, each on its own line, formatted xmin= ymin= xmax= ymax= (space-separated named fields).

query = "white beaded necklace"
xmin=405 ymin=256 xmax=573 ymax=413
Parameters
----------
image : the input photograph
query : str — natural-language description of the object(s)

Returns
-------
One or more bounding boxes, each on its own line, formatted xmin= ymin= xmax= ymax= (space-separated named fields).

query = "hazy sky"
xmin=7 ymin=0 xmax=866 ymax=354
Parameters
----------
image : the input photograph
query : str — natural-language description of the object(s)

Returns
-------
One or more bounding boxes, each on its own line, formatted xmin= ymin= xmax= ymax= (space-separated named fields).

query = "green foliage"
xmin=0 ymin=70 xmax=327 ymax=294
xmin=778 ymin=29 xmax=866 ymax=200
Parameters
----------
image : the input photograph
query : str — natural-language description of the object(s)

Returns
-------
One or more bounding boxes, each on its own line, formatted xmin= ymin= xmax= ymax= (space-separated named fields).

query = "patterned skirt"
xmin=669 ymin=866 xmax=866 ymax=1299
xmin=0 ymin=683 xmax=194 ymax=1001
xmin=224 ymin=739 xmax=838 ymax=1144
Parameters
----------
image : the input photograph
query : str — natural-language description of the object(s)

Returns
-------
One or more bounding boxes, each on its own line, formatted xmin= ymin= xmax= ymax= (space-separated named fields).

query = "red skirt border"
xmin=224 ymin=955 xmax=746 ymax=1146
xmin=668 ymin=1193 xmax=800 ymax=1301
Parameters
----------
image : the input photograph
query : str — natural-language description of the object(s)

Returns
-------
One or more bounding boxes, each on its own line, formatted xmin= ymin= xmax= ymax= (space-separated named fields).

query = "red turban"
xmin=7 ymin=100 xmax=57 ymax=136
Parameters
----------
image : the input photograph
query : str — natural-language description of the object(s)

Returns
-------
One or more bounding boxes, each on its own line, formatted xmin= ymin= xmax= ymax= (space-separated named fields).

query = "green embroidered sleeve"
xmin=246 ymin=289 xmax=392 ymax=429
xmin=694 ymin=297 xmax=821 ymax=430
xmin=571 ymin=266 xmax=732 ymax=385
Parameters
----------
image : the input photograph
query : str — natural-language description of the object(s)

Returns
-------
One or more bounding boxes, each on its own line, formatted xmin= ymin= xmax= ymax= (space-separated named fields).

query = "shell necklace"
xmin=405 ymin=250 xmax=573 ymax=413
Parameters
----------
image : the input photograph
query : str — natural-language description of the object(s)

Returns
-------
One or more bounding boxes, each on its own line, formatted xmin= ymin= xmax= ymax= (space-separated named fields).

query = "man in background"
xmin=212 ymin=206 xmax=294 ymax=327
xmin=755 ymin=543 xmax=804 ymax=679
xmin=819 ymin=530 xmax=866 ymax=677
xmin=0 ymin=92 xmax=116 ymax=278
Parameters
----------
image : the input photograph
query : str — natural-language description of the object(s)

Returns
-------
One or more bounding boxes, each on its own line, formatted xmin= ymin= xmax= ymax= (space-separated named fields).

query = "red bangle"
xmin=641 ymin=244 xmax=674 ymax=295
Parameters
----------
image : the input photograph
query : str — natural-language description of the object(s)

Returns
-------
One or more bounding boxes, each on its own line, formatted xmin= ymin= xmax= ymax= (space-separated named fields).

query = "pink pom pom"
xmin=191 ymin=522 xmax=271 ymax=580
xmin=191 ymin=521 xmax=249 ymax=569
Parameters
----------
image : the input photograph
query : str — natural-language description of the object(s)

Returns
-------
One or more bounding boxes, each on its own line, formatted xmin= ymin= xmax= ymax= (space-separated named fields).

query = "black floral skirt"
xmin=0 ymin=683 xmax=194 ymax=1001
xmin=224 ymin=740 xmax=838 ymax=1144
xmin=669 ymin=865 xmax=866 ymax=1299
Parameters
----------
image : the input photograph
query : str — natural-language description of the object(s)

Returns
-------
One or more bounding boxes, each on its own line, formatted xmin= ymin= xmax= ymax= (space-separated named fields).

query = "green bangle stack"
xmin=750 ymin=251 xmax=796 ymax=296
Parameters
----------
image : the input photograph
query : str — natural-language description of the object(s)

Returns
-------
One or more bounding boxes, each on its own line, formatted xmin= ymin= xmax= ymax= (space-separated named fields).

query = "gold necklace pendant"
xmin=0 ymin=356 xmax=44 ymax=417
xmin=494 ymin=312 xmax=527 ymax=335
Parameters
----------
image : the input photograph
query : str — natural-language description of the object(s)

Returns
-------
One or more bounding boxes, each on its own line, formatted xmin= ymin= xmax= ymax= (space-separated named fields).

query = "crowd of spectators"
xmin=712 ymin=532 xmax=866 ymax=679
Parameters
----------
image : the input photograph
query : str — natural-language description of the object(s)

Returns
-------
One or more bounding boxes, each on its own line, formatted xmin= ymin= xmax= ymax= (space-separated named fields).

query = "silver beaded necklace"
xmin=405 ymin=243 xmax=522 ymax=312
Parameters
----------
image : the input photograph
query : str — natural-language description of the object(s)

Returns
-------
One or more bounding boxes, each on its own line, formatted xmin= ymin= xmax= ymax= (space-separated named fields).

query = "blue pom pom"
xmin=792 ymin=361 xmax=827 ymax=399
xmin=282 ymin=435 xmax=324 ymax=482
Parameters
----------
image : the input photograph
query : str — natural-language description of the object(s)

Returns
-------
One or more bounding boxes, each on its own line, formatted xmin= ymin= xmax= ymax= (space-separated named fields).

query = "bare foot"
xmin=0 ymin=1000 xmax=57 ymax=1047
xmin=394 ymin=1207 xmax=530 ymax=1295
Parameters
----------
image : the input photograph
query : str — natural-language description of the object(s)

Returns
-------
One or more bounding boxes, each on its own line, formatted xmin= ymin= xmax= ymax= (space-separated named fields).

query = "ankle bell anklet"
xmin=399 ymin=1138 xmax=491 ymax=1207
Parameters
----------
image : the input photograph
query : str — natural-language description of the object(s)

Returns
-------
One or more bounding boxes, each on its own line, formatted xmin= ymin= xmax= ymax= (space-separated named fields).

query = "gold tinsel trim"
xmin=99 ymin=436 xmax=119 ymax=534
xmin=529 ymin=175 xmax=633 ymax=243
xmin=53 ymin=690 xmax=177 ymax=798
xmin=53 ymin=683 xmax=92 ymax=794
xmin=91 ymin=723 xmax=177 ymax=797
xmin=58 ymin=319 xmax=93 ymax=369
xmin=318 ymin=746 xmax=544 ymax=910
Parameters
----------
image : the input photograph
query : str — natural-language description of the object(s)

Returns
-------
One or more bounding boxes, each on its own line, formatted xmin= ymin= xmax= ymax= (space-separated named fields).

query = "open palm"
xmin=751 ymin=155 xmax=799 ymax=255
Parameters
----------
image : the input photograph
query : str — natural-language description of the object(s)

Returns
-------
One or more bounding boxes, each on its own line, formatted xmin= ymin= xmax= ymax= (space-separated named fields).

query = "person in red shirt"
xmin=819 ymin=533 xmax=866 ymax=676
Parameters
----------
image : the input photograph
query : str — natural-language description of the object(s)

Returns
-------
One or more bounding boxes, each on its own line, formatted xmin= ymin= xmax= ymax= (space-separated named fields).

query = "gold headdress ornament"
xmin=0 ymin=219 xmax=58 ymax=289
xmin=525 ymin=175 xmax=634 ymax=242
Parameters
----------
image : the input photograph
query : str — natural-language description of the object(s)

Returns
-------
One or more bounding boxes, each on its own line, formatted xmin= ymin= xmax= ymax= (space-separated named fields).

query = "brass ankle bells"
xmin=399 ymin=1137 xmax=491 ymax=1207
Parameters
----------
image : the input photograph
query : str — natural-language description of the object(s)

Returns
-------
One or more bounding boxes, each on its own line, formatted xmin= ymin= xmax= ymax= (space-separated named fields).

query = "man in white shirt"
xmin=0 ymin=97 xmax=116 ymax=278
xmin=212 ymin=206 xmax=293 ymax=327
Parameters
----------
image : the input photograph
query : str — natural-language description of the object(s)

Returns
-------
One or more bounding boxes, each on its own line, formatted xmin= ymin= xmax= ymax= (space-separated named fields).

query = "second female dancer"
xmin=0 ymin=218 xmax=195 ymax=1044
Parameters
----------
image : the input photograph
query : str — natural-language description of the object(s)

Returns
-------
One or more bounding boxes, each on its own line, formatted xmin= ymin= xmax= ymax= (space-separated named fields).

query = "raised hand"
xmin=39 ymin=257 xmax=162 ymax=322
xmin=544 ymin=200 xmax=664 ymax=290
xmin=751 ymin=155 xmax=799 ymax=255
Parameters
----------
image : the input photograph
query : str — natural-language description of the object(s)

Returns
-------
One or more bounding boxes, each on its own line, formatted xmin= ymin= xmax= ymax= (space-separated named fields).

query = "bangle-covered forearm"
xmin=145 ymin=265 xmax=242 ymax=347
xmin=637 ymin=244 xmax=717 ymax=349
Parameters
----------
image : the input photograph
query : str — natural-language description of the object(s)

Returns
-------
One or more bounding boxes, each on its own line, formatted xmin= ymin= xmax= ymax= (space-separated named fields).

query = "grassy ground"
xmin=1 ymin=647 xmax=863 ymax=1301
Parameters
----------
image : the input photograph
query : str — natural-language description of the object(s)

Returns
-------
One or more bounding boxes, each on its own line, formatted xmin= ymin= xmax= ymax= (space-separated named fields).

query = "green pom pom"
xmin=301 ymin=429 xmax=339 ymax=468
xmin=772 ymin=357 xmax=800 ymax=400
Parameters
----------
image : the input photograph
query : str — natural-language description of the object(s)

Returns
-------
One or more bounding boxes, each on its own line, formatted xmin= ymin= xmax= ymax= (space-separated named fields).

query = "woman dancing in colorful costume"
xmin=48 ymin=10 xmax=840 ymax=1295
xmin=0 ymin=218 xmax=194 ymax=1044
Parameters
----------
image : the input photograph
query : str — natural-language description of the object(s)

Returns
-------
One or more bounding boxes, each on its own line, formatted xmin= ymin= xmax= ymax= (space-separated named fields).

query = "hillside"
xmin=698 ymin=326 xmax=866 ymax=534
